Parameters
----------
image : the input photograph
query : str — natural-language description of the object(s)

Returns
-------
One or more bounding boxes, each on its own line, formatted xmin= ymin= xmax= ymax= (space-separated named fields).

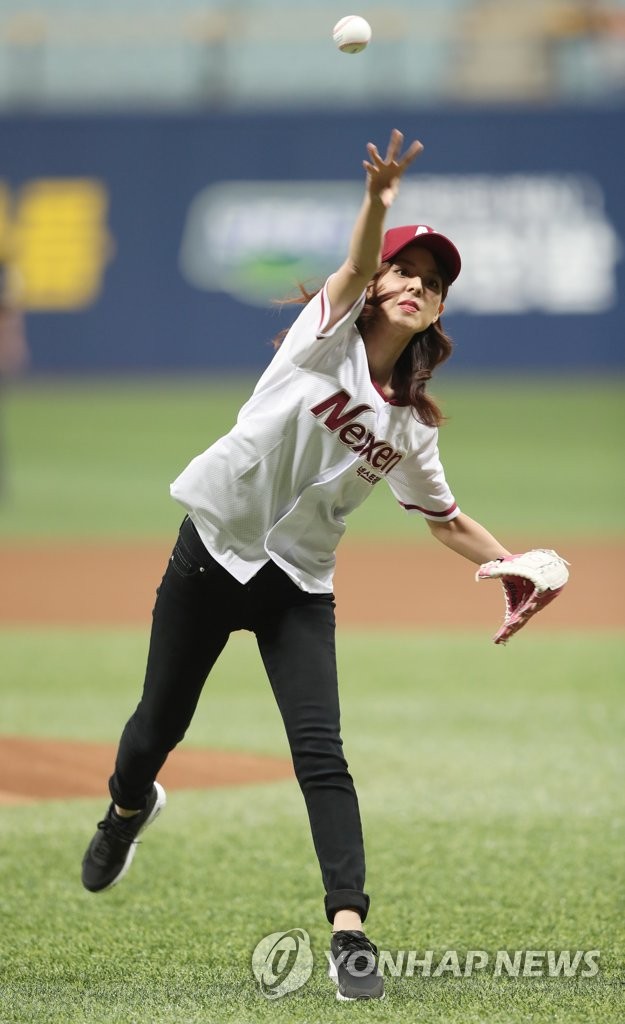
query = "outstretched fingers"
xmin=364 ymin=141 xmax=383 ymax=169
xmin=364 ymin=131 xmax=424 ymax=175
xmin=399 ymin=138 xmax=425 ymax=169
xmin=385 ymin=128 xmax=405 ymax=162
xmin=362 ymin=129 xmax=425 ymax=207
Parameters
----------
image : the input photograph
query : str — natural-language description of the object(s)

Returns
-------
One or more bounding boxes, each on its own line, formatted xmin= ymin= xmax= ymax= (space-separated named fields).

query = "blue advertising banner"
xmin=0 ymin=108 xmax=623 ymax=373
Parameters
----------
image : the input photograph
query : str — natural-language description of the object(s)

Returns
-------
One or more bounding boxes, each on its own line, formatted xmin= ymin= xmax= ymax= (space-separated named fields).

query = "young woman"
xmin=82 ymin=129 xmax=514 ymax=1002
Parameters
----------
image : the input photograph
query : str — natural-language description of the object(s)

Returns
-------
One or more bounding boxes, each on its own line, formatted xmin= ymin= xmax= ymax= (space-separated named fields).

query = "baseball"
xmin=332 ymin=15 xmax=372 ymax=54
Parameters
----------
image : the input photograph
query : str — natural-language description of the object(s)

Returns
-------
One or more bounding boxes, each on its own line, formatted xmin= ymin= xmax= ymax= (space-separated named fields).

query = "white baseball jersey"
xmin=170 ymin=280 xmax=459 ymax=594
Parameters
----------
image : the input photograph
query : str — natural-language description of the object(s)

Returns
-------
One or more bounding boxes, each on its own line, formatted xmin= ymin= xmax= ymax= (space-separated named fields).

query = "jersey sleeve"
xmin=386 ymin=428 xmax=460 ymax=521
xmin=276 ymin=277 xmax=366 ymax=372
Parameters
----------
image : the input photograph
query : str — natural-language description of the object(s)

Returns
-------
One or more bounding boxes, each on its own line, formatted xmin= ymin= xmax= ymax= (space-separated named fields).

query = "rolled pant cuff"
xmin=325 ymin=889 xmax=370 ymax=924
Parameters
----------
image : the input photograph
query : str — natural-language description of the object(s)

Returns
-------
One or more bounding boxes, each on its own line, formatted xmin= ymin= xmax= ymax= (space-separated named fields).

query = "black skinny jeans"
xmin=109 ymin=516 xmax=370 ymax=924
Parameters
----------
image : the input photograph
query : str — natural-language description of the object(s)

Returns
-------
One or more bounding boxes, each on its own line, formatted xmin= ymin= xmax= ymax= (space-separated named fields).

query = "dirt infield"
xmin=1 ymin=538 xmax=622 ymax=804
xmin=1 ymin=538 xmax=622 ymax=629
xmin=0 ymin=736 xmax=293 ymax=805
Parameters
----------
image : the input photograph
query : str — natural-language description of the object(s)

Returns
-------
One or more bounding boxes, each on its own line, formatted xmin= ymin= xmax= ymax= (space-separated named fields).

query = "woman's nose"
xmin=406 ymin=276 xmax=423 ymax=294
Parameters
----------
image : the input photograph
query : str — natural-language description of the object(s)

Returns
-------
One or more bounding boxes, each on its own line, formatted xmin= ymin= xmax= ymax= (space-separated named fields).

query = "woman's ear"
xmin=432 ymin=301 xmax=445 ymax=323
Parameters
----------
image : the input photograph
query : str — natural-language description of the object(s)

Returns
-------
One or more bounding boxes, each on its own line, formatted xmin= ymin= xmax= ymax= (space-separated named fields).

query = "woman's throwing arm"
xmin=324 ymin=129 xmax=424 ymax=329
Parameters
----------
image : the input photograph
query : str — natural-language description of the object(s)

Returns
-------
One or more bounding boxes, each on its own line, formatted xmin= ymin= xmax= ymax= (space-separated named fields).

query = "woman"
xmin=82 ymin=130 xmax=514 ymax=1002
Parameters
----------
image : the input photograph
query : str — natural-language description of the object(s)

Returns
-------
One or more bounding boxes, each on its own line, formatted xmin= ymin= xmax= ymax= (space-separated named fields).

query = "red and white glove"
xmin=476 ymin=548 xmax=569 ymax=645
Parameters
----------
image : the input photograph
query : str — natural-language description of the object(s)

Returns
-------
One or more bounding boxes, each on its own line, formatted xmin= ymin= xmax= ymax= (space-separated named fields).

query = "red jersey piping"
xmin=399 ymin=500 xmax=458 ymax=518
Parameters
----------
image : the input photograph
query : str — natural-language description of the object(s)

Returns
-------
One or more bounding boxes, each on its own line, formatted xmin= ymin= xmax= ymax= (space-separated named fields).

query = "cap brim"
xmin=382 ymin=228 xmax=461 ymax=283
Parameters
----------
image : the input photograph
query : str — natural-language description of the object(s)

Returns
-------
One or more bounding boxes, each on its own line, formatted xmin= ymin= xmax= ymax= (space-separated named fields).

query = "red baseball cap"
xmin=382 ymin=224 xmax=462 ymax=283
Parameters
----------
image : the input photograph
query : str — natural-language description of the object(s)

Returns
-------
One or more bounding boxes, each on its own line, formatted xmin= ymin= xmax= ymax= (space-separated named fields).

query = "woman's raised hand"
xmin=363 ymin=129 xmax=424 ymax=208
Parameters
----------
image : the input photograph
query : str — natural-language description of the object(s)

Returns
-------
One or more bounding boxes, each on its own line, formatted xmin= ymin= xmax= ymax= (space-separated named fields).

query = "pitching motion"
xmin=80 ymin=128 xmax=571 ymax=1005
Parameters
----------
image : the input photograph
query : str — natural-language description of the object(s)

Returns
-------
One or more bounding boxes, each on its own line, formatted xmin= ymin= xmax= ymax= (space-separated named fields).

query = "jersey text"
xmin=310 ymin=389 xmax=403 ymax=475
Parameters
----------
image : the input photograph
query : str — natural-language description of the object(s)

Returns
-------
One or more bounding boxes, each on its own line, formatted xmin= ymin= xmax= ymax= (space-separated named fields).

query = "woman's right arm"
xmin=324 ymin=129 xmax=424 ymax=329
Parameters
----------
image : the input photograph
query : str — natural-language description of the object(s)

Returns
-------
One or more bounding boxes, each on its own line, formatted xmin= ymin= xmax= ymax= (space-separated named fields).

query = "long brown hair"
xmin=272 ymin=262 xmax=454 ymax=427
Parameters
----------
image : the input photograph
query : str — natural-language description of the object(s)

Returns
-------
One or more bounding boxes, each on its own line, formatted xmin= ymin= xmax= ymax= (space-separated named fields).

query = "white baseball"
xmin=332 ymin=15 xmax=372 ymax=54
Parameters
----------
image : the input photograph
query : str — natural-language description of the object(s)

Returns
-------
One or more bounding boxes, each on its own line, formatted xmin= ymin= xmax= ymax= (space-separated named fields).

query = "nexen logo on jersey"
xmin=310 ymin=390 xmax=403 ymax=480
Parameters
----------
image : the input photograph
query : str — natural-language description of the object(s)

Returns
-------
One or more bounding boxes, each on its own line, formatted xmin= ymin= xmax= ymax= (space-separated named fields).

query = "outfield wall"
xmin=1 ymin=107 xmax=623 ymax=373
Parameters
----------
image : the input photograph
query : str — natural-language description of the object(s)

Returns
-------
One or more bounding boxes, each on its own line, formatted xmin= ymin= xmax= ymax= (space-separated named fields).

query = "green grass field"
xmin=1 ymin=375 xmax=623 ymax=539
xmin=0 ymin=629 xmax=623 ymax=1023
xmin=1 ymin=375 xmax=623 ymax=1022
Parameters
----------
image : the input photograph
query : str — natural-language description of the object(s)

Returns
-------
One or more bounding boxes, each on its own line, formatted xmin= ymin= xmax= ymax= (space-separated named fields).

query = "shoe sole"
xmin=328 ymin=956 xmax=385 ymax=1001
xmin=99 ymin=781 xmax=167 ymax=892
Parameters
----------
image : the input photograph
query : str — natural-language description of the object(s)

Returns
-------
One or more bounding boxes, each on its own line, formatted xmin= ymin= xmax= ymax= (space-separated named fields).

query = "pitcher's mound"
xmin=0 ymin=736 xmax=294 ymax=804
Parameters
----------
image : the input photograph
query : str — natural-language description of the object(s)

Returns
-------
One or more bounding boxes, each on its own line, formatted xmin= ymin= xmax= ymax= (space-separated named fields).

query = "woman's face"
xmin=371 ymin=244 xmax=446 ymax=335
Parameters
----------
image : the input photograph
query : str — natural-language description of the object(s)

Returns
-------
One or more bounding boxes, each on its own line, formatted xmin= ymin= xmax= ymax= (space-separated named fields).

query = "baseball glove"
xmin=476 ymin=548 xmax=569 ymax=645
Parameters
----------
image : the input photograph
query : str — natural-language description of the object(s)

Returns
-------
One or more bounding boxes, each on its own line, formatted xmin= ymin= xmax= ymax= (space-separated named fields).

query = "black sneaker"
xmin=81 ymin=782 xmax=166 ymax=893
xmin=328 ymin=929 xmax=385 ymax=1000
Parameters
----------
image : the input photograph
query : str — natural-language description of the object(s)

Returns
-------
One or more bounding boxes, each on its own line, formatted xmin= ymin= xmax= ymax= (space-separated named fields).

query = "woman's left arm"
xmin=427 ymin=512 xmax=511 ymax=565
